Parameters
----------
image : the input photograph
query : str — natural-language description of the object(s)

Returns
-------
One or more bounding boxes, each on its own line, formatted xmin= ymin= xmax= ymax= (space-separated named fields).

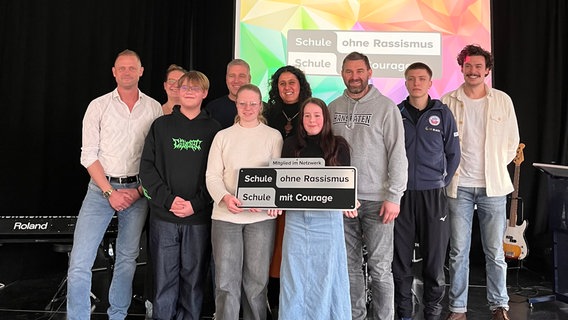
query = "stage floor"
xmin=1 ymin=242 xmax=567 ymax=320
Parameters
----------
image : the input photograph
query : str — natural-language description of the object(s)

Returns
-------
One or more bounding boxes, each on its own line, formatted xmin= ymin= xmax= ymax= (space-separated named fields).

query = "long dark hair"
xmin=293 ymin=97 xmax=349 ymax=166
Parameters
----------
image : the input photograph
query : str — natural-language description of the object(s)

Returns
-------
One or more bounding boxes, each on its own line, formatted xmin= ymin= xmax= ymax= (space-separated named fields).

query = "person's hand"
xmin=109 ymin=189 xmax=135 ymax=211
xmin=343 ymin=200 xmax=360 ymax=218
xmin=222 ymin=194 xmax=244 ymax=214
xmin=266 ymin=209 xmax=283 ymax=217
xmin=170 ymin=196 xmax=194 ymax=217
xmin=343 ymin=209 xmax=358 ymax=218
xmin=122 ymin=188 xmax=140 ymax=206
xmin=379 ymin=200 xmax=400 ymax=224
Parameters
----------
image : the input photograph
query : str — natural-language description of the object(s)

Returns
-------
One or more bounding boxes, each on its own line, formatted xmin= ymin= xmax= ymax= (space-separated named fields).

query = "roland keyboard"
xmin=0 ymin=215 xmax=118 ymax=243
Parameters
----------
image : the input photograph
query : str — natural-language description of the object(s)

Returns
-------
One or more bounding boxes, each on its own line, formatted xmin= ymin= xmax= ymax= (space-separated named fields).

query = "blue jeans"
xmin=149 ymin=217 xmax=210 ymax=320
xmin=211 ymin=219 xmax=275 ymax=320
xmin=447 ymin=187 xmax=509 ymax=313
xmin=344 ymin=200 xmax=394 ymax=320
xmin=279 ymin=210 xmax=351 ymax=320
xmin=67 ymin=180 xmax=147 ymax=320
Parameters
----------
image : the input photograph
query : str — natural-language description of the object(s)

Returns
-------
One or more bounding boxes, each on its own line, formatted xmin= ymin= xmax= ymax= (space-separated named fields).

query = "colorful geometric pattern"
xmin=236 ymin=0 xmax=491 ymax=103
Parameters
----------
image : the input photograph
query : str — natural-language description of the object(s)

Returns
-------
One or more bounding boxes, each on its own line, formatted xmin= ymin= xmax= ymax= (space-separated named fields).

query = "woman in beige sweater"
xmin=206 ymin=84 xmax=283 ymax=320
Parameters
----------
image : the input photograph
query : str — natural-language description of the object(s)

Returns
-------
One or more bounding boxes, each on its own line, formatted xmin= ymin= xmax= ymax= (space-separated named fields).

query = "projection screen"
xmin=234 ymin=0 xmax=492 ymax=104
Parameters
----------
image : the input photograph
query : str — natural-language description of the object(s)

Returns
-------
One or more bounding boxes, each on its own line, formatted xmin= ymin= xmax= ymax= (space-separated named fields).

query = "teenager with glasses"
xmin=206 ymin=84 xmax=283 ymax=320
xmin=140 ymin=70 xmax=221 ymax=319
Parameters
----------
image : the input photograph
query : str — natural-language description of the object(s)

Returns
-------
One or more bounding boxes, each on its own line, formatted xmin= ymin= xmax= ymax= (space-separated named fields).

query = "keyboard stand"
xmin=44 ymin=243 xmax=101 ymax=314
xmin=44 ymin=239 xmax=115 ymax=314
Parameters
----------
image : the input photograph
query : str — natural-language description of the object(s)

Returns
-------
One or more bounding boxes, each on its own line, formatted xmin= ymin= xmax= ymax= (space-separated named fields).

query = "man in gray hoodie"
xmin=329 ymin=51 xmax=408 ymax=320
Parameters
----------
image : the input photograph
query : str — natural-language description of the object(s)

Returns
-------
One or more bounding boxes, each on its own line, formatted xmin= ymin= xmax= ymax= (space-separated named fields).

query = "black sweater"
xmin=266 ymin=101 xmax=301 ymax=139
xmin=282 ymin=134 xmax=350 ymax=166
xmin=140 ymin=106 xmax=222 ymax=224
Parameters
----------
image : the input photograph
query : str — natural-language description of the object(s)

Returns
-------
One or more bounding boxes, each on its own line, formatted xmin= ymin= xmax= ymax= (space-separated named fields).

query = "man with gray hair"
xmin=205 ymin=58 xmax=252 ymax=128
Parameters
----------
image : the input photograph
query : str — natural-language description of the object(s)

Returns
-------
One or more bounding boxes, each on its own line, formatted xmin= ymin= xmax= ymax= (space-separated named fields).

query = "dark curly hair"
xmin=457 ymin=44 xmax=493 ymax=70
xmin=267 ymin=65 xmax=312 ymax=105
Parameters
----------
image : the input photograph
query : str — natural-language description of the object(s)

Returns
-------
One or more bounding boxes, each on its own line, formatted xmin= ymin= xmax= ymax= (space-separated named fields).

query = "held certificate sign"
xmin=235 ymin=167 xmax=357 ymax=210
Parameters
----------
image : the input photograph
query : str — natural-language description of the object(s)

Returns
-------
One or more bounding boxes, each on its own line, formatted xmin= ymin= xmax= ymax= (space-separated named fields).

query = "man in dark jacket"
xmin=393 ymin=62 xmax=461 ymax=320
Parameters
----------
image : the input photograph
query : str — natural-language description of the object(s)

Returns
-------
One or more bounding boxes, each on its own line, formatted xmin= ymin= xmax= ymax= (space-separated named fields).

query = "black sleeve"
xmin=336 ymin=138 xmax=351 ymax=166
xmin=139 ymin=121 xmax=175 ymax=210
xmin=281 ymin=136 xmax=297 ymax=158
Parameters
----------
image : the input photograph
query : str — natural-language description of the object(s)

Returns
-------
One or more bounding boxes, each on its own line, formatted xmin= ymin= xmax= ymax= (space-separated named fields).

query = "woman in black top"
xmin=264 ymin=65 xmax=312 ymax=313
xmin=265 ymin=65 xmax=312 ymax=138
xmin=278 ymin=97 xmax=356 ymax=320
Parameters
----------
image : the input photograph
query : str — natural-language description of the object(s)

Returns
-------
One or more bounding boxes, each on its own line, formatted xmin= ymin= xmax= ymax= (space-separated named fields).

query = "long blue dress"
xmin=279 ymin=135 xmax=351 ymax=320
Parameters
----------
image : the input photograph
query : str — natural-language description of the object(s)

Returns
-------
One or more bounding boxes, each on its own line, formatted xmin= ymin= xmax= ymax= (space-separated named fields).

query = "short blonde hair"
xmin=115 ymin=49 xmax=141 ymax=65
xmin=178 ymin=70 xmax=210 ymax=91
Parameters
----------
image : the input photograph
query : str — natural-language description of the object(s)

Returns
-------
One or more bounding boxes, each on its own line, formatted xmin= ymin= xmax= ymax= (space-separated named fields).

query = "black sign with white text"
xmin=236 ymin=167 xmax=357 ymax=210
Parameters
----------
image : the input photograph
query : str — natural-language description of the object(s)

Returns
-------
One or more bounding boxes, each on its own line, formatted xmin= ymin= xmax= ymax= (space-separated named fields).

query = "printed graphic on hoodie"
xmin=172 ymin=138 xmax=203 ymax=151
xmin=333 ymin=112 xmax=372 ymax=127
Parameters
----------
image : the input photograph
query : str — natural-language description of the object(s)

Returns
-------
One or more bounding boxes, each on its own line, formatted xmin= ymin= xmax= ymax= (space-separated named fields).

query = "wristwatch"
xmin=103 ymin=188 xmax=114 ymax=199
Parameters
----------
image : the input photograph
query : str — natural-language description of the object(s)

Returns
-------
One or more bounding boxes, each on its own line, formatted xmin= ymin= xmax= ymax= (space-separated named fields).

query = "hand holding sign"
xmin=266 ymin=209 xmax=283 ymax=217
xmin=343 ymin=200 xmax=361 ymax=218
xmin=222 ymin=194 xmax=244 ymax=214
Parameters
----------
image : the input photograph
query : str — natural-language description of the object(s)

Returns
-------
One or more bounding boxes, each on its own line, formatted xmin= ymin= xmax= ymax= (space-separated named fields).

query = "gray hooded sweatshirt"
xmin=328 ymin=84 xmax=408 ymax=204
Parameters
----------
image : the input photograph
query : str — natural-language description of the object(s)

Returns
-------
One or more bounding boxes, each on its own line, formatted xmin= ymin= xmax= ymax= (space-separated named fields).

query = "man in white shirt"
xmin=442 ymin=44 xmax=519 ymax=320
xmin=66 ymin=49 xmax=162 ymax=320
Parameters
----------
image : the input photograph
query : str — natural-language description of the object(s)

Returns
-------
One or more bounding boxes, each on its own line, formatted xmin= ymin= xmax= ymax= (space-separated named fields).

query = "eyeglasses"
xmin=179 ymin=85 xmax=202 ymax=93
xmin=165 ymin=79 xmax=178 ymax=85
xmin=237 ymin=101 xmax=260 ymax=108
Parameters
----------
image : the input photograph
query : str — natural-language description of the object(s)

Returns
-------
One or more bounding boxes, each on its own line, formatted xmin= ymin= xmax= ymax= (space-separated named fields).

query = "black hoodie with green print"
xmin=140 ymin=106 xmax=221 ymax=224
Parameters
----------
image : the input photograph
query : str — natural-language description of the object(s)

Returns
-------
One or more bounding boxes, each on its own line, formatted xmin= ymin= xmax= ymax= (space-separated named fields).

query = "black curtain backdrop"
xmin=0 ymin=0 xmax=234 ymax=215
xmin=491 ymin=1 xmax=568 ymax=272
xmin=1 ymin=1 xmax=567 ymax=274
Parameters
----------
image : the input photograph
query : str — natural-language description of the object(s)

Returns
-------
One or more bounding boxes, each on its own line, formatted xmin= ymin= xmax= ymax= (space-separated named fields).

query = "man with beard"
xmin=441 ymin=44 xmax=519 ymax=320
xmin=328 ymin=51 xmax=408 ymax=320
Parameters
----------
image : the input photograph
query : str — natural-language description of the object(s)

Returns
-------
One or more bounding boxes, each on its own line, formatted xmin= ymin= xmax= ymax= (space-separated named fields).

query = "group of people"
xmin=66 ymin=43 xmax=519 ymax=320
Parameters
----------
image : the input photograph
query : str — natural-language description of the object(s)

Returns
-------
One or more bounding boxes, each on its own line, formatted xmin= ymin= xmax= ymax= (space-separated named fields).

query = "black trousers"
xmin=393 ymin=188 xmax=450 ymax=320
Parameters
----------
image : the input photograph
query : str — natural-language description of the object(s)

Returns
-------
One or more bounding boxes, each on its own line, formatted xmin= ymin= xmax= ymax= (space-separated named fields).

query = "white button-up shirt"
xmin=80 ymin=88 xmax=162 ymax=177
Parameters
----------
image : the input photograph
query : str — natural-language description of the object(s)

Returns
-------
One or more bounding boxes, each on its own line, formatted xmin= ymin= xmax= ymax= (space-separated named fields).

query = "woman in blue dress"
xmin=278 ymin=97 xmax=357 ymax=320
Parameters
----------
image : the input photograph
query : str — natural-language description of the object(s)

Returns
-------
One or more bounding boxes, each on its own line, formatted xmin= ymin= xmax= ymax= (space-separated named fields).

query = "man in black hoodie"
xmin=140 ymin=70 xmax=221 ymax=319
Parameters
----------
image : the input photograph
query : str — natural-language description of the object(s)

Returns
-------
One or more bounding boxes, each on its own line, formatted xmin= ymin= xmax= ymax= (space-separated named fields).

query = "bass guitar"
xmin=503 ymin=143 xmax=528 ymax=260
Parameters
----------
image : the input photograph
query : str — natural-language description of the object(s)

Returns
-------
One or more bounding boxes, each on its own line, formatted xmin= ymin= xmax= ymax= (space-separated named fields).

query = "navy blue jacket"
xmin=398 ymin=98 xmax=460 ymax=190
